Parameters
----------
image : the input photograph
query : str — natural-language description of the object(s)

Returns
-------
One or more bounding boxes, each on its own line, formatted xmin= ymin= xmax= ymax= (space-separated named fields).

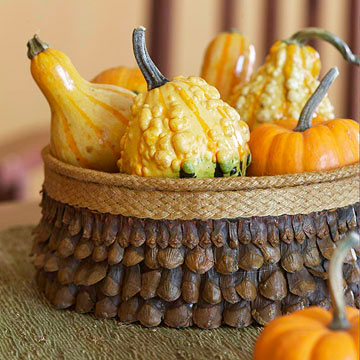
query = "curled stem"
xmin=288 ymin=27 xmax=360 ymax=66
xmin=27 ymin=34 xmax=49 ymax=60
xmin=328 ymin=231 xmax=360 ymax=330
xmin=294 ymin=67 xmax=338 ymax=132
xmin=132 ymin=26 xmax=168 ymax=90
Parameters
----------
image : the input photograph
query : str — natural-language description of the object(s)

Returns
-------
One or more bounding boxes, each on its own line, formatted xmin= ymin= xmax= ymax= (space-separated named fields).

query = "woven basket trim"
xmin=42 ymin=146 xmax=360 ymax=220
xmin=42 ymin=146 xmax=359 ymax=192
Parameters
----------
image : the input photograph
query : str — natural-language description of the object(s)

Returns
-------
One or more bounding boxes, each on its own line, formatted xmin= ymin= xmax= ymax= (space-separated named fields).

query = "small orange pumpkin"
xmin=253 ymin=231 xmax=360 ymax=360
xmin=92 ymin=66 xmax=147 ymax=94
xmin=200 ymin=29 xmax=255 ymax=102
xmin=248 ymin=67 xmax=359 ymax=176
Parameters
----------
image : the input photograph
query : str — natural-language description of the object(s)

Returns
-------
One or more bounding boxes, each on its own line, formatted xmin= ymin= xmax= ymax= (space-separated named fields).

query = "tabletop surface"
xmin=0 ymin=225 xmax=260 ymax=360
xmin=0 ymin=200 xmax=41 ymax=231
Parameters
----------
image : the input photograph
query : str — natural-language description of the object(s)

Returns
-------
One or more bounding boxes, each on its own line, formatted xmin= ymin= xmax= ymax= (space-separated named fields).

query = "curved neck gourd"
xmin=27 ymin=35 xmax=135 ymax=172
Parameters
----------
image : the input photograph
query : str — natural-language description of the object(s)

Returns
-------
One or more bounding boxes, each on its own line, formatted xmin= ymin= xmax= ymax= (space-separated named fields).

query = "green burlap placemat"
xmin=0 ymin=226 xmax=261 ymax=360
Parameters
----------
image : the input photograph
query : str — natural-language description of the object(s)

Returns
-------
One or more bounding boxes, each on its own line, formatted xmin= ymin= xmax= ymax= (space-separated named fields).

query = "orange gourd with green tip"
xmin=27 ymin=35 xmax=135 ymax=172
xmin=248 ymin=67 xmax=359 ymax=176
xmin=200 ymin=29 xmax=255 ymax=102
xmin=253 ymin=231 xmax=360 ymax=360
xmin=231 ymin=28 xmax=360 ymax=130
xmin=92 ymin=66 xmax=147 ymax=94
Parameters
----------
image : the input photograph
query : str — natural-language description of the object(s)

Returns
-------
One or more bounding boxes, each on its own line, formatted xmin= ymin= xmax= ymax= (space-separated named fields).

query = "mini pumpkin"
xmin=253 ymin=231 xmax=360 ymax=360
xmin=117 ymin=27 xmax=251 ymax=178
xmin=92 ymin=66 xmax=147 ymax=94
xmin=231 ymin=27 xmax=360 ymax=130
xmin=200 ymin=29 xmax=255 ymax=102
xmin=27 ymin=35 xmax=135 ymax=172
xmin=248 ymin=67 xmax=359 ymax=176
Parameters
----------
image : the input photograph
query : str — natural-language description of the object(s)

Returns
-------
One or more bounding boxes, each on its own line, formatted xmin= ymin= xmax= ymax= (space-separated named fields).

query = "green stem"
xmin=329 ymin=231 xmax=360 ymax=330
xmin=132 ymin=26 xmax=169 ymax=91
xmin=288 ymin=27 xmax=360 ymax=66
xmin=294 ymin=67 xmax=338 ymax=132
xmin=27 ymin=34 xmax=49 ymax=60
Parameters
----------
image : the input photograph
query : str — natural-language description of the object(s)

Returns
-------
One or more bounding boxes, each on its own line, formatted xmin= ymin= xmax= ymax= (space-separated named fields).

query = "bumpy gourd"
xmin=92 ymin=66 xmax=147 ymax=94
xmin=248 ymin=68 xmax=360 ymax=176
xmin=118 ymin=27 xmax=251 ymax=178
xmin=231 ymin=28 xmax=360 ymax=130
xmin=27 ymin=35 xmax=135 ymax=172
xmin=254 ymin=231 xmax=360 ymax=360
xmin=200 ymin=29 xmax=255 ymax=102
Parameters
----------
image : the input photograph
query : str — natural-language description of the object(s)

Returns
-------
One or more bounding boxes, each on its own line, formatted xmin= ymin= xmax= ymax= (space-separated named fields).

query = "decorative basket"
xmin=31 ymin=146 xmax=360 ymax=328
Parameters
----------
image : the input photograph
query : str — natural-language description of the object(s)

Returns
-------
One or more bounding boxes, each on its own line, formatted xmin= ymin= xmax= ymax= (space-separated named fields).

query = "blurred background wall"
xmin=0 ymin=0 xmax=359 ymax=202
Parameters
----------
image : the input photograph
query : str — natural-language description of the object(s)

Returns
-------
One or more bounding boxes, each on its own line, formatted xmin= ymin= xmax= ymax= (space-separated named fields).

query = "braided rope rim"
xmin=42 ymin=146 xmax=359 ymax=220
xmin=42 ymin=147 xmax=358 ymax=191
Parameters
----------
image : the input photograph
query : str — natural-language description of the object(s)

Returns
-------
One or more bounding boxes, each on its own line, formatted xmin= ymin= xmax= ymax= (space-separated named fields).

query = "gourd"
xmin=200 ymin=29 xmax=255 ymax=102
xmin=27 ymin=35 xmax=135 ymax=172
xmin=248 ymin=67 xmax=359 ymax=176
xmin=118 ymin=27 xmax=251 ymax=178
xmin=253 ymin=231 xmax=360 ymax=360
xmin=231 ymin=27 xmax=360 ymax=130
xmin=92 ymin=66 xmax=147 ymax=94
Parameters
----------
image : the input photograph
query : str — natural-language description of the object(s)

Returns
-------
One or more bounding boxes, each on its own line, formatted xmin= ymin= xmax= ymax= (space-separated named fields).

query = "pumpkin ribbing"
xmin=248 ymin=67 xmax=360 ymax=176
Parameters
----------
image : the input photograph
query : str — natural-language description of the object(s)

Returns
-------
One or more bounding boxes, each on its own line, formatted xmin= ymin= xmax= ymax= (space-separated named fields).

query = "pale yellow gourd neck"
xmin=27 ymin=35 xmax=136 ymax=173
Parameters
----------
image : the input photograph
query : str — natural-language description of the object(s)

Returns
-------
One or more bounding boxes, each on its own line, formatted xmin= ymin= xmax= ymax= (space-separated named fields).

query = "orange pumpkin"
xmin=253 ymin=231 xmax=360 ymax=360
xmin=92 ymin=66 xmax=147 ymax=94
xmin=248 ymin=67 xmax=359 ymax=176
xmin=200 ymin=29 xmax=255 ymax=102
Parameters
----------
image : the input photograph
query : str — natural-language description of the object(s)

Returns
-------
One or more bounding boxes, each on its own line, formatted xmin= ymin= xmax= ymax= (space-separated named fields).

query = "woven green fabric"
xmin=0 ymin=226 xmax=261 ymax=360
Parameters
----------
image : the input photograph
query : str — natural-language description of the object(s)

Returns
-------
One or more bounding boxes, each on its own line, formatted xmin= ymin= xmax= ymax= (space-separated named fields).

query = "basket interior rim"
xmin=42 ymin=145 xmax=359 ymax=192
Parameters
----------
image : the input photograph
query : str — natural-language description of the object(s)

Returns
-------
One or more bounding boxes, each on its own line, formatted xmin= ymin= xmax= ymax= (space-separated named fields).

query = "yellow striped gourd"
xmin=200 ymin=29 xmax=255 ymax=103
xmin=27 ymin=35 xmax=135 ymax=172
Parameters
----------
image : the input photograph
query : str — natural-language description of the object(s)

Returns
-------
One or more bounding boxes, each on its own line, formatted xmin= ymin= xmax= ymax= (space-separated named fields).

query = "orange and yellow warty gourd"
xmin=200 ymin=29 xmax=255 ymax=102
xmin=92 ymin=66 xmax=147 ymax=94
xmin=118 ymin=27 xmax=251 ymax=178
xmin=248 ymin=67 xmax=360 ymax=176
xmin=253 ymin=231 xmax=360 ymax=360
xmin=27 ymin=35 xmax=135 ymax=172
xmin=231 ymin=28 xmax=360 ymax=130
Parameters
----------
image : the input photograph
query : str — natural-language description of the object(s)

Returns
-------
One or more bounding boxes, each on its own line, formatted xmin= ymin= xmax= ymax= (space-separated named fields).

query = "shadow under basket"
xmin=31 ymin=146 xmax=360 ymax=329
